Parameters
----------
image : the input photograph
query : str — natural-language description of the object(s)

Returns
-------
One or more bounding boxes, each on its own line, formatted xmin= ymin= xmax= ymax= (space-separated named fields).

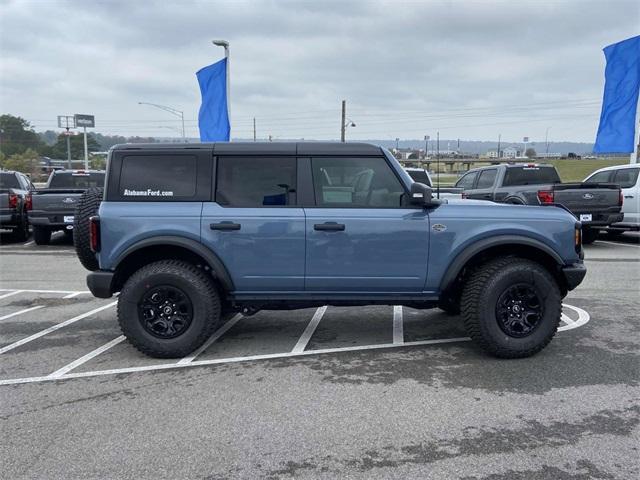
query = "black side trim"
xmin=561 ymin=262 xmax=587 ymax=291
xmin=439 ymin=235 xmax=565 ymax=292
xmin=87 ymin=271 xmax=115 ymax=298
xmin=114 ymin=236 xmax=234 ymax=291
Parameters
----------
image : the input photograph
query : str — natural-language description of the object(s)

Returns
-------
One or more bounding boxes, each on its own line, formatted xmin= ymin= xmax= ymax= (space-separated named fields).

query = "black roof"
xmin=111 ymin=142 xmax=384 ymax=156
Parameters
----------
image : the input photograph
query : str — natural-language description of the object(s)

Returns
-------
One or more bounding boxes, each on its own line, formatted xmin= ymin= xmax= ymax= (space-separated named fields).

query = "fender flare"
xmin=439 ymin=235 xmax=564 ymax=292
xmin=114 ymin=236 xmax=235 ymax=292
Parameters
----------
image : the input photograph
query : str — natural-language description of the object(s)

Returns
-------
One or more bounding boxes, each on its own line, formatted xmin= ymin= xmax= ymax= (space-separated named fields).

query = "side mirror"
xmin=410 ymin=182 xmax=433 ymax=206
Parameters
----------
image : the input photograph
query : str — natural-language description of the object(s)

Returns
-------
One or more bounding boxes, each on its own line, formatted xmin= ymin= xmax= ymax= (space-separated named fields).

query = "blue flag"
xmin=594 ymin=35 xmax=640 ymax=153
xmin=197 ymin=58 xmax=230 ymax=142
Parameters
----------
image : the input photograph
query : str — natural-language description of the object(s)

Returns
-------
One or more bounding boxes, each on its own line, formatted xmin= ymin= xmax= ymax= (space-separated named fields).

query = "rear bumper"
xmin=561 ymin=262 xmax=587 ymax=291
xmin=87 ymin=271 xmax=115 ymax=298
xmin=0 ymin=212 xmax=18 ymax=226
xmin=29 ymin=212 xmax=75 ymax=228
xmin=579 ymin=212 xmax=624 ymax=227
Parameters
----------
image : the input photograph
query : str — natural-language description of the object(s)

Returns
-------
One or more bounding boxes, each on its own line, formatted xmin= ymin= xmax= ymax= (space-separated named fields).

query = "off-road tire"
xmin=74 ymin=187 xmax=103 ymax=271
xmin=460 ymin=257 xmax=562 ymax=359
xmin=33 ymin=226 xmax=51 ymax=245
xmin=581 ymin=228 xmax=598 ymax=245
xmin=12 ymin=213 xmax=29 ymax=242
xmin=437 ymin=297 xmax=461 ymax=315
xmin=118 ymin=260 xmax=222 ymax=358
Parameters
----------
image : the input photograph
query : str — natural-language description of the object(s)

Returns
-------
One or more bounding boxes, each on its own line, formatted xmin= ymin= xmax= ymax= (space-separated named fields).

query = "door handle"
xmin=314 ymin=222 xmax=345 ymax=231
xmin=210 ymin=222 xmax=241 ymax=231
xmin=624 ymin=195 xmax=634 ymax=198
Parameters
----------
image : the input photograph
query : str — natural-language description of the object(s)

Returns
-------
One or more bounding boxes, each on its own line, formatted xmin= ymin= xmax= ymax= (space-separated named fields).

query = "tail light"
xmin=8 ymin=193 xmax=18 ymax=209
xmin=89 ymin=216 xmax=101 ymax=252
xmin=537 ymin=190 xmax=554 ymax=204
xmin=575 ymin=224 xmax=582 ymax=254
xmin=619 ymin=189 xmax=623 ymax=206
xmin=25 ymin=193 xmax=32 ymax=211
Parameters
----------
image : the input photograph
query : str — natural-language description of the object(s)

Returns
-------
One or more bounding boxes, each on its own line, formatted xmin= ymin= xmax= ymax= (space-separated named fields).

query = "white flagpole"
xmin=631 ymin=93 xmax=639 ymax=164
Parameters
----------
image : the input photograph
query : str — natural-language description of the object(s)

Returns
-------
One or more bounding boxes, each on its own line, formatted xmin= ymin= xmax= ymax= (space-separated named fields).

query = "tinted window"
xmin=312 ymin=157 xmax=405 ymax=207
xmin=612 ymin=168 xmax=639 ymax=188
xmin=119 ymin=156 xmax=195 ymax=198
xmin=503 ymin=166 xmax=560 ymax=186
xmin=476 ymin=169 xmax=497 ymax=189
xmin=0 ymin=173 xmax=19 ymax=189
xmin=216 ymin=157 xmax=296 ymax=207
xmin=50 ymin=172 xmax=105 ymax=189
xmin=455 ymin=172 xmax=478 ymax=189
xmin=586 ymin=171 xmax=612 ymax=183
xmin=406 ymin=169 xmax=432 ymax=186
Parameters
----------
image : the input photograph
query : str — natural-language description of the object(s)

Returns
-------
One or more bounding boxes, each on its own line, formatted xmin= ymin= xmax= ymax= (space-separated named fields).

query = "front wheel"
xmin=461 ymin=257 xmax=562 ymax=358
xmin=118 ymin=260 xmax=222 ymax=358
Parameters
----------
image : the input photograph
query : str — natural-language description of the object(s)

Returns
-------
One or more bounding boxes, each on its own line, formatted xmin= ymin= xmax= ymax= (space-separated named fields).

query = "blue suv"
xmin=75 ymin=142 xmax=586 ymax=359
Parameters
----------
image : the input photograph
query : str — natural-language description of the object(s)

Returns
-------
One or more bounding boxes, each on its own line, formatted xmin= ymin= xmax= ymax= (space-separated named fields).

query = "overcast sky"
xmin=1 ymin=0 xmax=638 ymax=143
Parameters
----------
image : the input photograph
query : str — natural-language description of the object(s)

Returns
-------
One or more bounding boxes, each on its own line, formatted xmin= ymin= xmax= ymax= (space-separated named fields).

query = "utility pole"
xmin=83 ymin=127 xmax=88 ymax=169
xmin=66 ymin=132 xmax=72 ymax=168
xmin=253 ymin=117 xmax=256 ymax=142
xmin=545 ymin=127 xmax=550 ymax=154
xmin=340 ymin=100 xmax=346 ymax=143
xmin=497 ymin=133 xmax=502 ymax=159
xmin=436 ymin=131 xmax=440 ymax=199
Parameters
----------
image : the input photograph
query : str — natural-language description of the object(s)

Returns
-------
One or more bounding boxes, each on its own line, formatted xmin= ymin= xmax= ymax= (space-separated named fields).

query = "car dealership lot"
xmin=1 ymin=234 xmax=638 ymax=479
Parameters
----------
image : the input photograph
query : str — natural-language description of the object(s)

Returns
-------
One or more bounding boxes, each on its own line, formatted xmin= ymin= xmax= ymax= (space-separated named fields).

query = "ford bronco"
xmin=75 ymin=142 xmax=586 ymax=359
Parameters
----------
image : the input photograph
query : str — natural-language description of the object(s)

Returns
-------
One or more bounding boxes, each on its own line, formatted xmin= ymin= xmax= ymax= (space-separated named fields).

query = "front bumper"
xmin=561 ymin=262 xmax=587 ymax=291
xmin=87 ymin=271 xmax=115 ymax=298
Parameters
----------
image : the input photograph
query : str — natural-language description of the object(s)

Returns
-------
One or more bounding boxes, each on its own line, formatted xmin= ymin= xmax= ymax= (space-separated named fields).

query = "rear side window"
xmin=119 ymin=155 xmax=196 ymax=199
xmin=49 ymin=172 xmax=105 ymax=189
xmin=585 ymin=171 xmax=612 ymax=183
xmin=0 ymin=173 xmax=19 ymax=189
xmin=455 ymin=171 xmax=478 ymax=189
xmin=216 ymin=157 xmax=297 ymax=207
xmin=612 ymin=168 xmax=639 ymax=188
xmin=476 ymin=169 xmax=497 ymax=189
xmin=503 ymin=166 xmax=560 ymax=186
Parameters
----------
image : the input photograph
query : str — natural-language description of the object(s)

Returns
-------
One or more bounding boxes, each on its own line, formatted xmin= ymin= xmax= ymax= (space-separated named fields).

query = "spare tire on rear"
xmin=74 ymin=187 xmax=103 ymax=271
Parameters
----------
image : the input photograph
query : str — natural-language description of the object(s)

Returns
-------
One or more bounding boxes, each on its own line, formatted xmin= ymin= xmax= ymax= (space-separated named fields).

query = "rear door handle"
xmin=314 ymin=222 xmax=345 ymax=231
xmin=210 ymin=222 xmax=241 ymax=231
xmin=624 ymin=195 xmax=634 ymax=198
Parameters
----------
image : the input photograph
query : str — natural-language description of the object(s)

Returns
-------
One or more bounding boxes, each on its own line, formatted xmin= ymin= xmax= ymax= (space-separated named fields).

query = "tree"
xmin=50 ymin=132 xmax=101 ymax=159
xmin=525 ymin=148 xmax=537 ymax=159
xmin=0 ymin=148 xmax=40 ymax=176
xmin=0 ymin=115 xmax=45 ymax=156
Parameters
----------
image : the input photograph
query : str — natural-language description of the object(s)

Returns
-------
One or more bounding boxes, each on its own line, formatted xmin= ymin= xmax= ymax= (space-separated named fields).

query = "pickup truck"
xmin=0 ymin=170 xmax=34 ymax=241
xmin=455 ymin=163 xmax=623 ymax=243
xmin=73 ymin=142 xmax=586 ymax=361
xmin=30 ymin=169 xmax=105 ymax=245
xmin=404 ymin=167 xmax=463 ymax=199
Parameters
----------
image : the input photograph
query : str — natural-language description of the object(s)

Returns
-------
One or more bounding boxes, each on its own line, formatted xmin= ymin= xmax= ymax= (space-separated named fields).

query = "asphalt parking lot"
xmin=0 ymin=231 xmax=638 ymax=479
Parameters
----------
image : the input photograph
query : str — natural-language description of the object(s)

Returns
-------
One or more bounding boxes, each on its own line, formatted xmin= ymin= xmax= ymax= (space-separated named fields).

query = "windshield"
xmin=48 ymin=172 xmax=105 ymax=189
xmin=503 ymin=166 xmax=560 ymax=186
xmin=0 ymin=173 xmax=19 ymax=189
xmin=406 ymin=170 xmax=432 ymax=186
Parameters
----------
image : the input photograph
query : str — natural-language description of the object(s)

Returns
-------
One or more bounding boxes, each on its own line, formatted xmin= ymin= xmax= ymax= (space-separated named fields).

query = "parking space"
xmin=0 ymin=234 xmax=638 ymax=479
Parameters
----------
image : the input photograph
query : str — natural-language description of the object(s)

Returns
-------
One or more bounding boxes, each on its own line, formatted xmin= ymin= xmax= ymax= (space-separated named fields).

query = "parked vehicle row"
xmin=0 ymin=169 xmax=105 ymax=244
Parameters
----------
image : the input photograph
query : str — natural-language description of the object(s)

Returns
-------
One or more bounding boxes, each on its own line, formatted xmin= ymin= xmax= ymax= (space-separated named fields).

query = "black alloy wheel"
xmin=139 ymin=285 xmax=194 ymax=339
xmin=495 ymin=284 xmax=543 ymax=338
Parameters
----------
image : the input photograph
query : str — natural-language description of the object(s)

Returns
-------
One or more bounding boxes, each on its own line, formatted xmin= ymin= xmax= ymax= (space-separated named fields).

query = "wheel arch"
xmin=112 ymin=236 xmax=234 ymax=293
xmin=439 ymin=236 xmax=567 ymax=297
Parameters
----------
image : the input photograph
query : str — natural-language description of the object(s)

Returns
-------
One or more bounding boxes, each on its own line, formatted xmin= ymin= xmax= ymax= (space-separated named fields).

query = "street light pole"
xmin=213 ymin=40 xmax=230 ymax=140
xmin=138 ymin=102 xmax=186 ymax=142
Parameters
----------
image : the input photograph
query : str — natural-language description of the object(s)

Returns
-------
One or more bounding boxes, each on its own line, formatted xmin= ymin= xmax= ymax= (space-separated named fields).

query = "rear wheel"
xmin=117 ymin=260 xmax=222 ymax=358
xmin=582 ymin=228 xmax=598 ymax=244
xmin=74 ymin=187 xmax=103 ymax=271
xmin=33 ymin=226 xmax=51 ymax=245
xmin=12 ymin=213 xmax=29 ymax=242
xmin=461 ymin=257 xmax=561 ymax=358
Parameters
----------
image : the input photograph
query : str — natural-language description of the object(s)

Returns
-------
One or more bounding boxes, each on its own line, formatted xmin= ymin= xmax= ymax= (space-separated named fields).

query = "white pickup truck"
xmin=404 ymin=167 xmax=463 ymax=200
xmin=584 ymin=164 xmax=640 ymax=236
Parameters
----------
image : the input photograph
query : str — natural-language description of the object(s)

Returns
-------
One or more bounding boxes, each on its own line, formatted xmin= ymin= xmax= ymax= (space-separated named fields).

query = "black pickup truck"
xmin=30 ymin=169 xmax=105 ymax=245
xmin=455 ymin=163 xmax=623 ymax=244
xmin=0 ymin=171 xmax=34 ymax=241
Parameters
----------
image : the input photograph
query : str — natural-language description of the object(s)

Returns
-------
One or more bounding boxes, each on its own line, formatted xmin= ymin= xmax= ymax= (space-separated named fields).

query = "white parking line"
xmin=0 ymin=305 xmax=44 ymax=321
xmin=393 ymin=305 xmax=404 ymax=345
xmin=291 ymin=306 xmax=327 ymax=353
xmin=0 ymin=290 xmax=24 ymax=300
xmin=597 ymin=240 xmax=640 ymax=248
xmin=0 ymin=301 xmax=116 ymax=355
xmin=177 ymin=314 xmax=243 ymax=364
xmin=0 ymin=336 xmax=473 ymax=386
xmin=23 ymin=240 xmax=34 ymax=246
xmin=0 ymin=289 xmax=88 ymax=295
xmin=62 ymin=292 xmax=85 ymax=299
xmin=47 ymin=335 xmax=125 ymax=378
xmin=558 ymin=304 xmax=590 ymax=332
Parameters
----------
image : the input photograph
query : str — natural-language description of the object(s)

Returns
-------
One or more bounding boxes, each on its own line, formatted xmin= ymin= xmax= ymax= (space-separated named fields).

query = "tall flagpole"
xmin=213 ymin=40 xmax=230 ymax=141
xmin=631 ymin=93 xmax=639 ymax=164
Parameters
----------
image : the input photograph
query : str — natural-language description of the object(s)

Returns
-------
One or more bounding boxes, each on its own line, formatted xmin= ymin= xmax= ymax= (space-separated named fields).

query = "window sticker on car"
xmin=123 ymin=189 xmax=174 ymax=197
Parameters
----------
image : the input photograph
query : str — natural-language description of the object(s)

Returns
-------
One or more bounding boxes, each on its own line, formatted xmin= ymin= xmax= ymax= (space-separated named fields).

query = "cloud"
xmin=1 ymin=0 xmax=638 ymax=142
